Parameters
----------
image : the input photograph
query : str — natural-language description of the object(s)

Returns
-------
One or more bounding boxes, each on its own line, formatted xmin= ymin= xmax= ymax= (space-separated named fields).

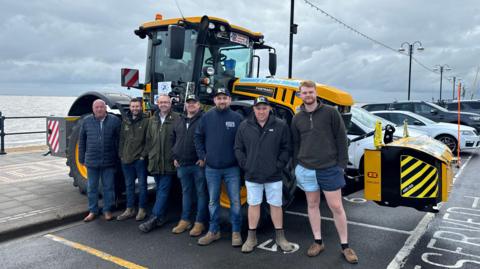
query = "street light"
xmin=399 ymin=41 xmax=424 ymax=100
xmin=433 ymin=65 xmax=452 ymax=101
xmin=448 ymin=76 xmax=462 ymax=100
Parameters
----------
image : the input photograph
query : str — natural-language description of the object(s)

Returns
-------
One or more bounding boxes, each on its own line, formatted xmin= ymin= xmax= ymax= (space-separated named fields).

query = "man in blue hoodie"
xmin=195 ymin=88 xmax=244 ymax=247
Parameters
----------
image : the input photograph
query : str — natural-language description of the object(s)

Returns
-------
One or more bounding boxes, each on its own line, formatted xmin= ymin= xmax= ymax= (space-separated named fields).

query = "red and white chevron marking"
xmin=47 ymin=120 xmax=60 ymax=153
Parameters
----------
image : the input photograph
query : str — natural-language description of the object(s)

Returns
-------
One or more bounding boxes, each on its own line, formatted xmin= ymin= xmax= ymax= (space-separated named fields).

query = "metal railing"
xmin=0 ymin=111 xmax=47 ymax=155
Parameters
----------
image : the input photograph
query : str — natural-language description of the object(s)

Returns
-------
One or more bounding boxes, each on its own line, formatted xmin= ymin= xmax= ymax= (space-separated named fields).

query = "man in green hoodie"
xmin=117 ymin=98 xmax=149 ymax=221
xmin=139 ymin=94 xmax=180 ymax=233
xmin=291 ymin=80 xmax=358 ymax=264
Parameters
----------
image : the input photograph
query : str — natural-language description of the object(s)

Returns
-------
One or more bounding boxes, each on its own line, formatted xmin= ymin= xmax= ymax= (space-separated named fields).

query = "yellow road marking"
xmin=44 ymin=234 xmax=148 ymax=269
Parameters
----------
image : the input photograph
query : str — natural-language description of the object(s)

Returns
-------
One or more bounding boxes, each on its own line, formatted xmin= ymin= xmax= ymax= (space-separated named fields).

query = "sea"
xmin=0 ymin=95 xmax=76 ymax=148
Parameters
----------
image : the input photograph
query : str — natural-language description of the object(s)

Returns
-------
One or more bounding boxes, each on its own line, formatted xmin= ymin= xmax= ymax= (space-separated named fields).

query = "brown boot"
xmin=136 ymin=208 xmax=147 ymax=221
xmin=198 ymin=231 xmax=221 ymax=246
xmin=342 ymin=248 xmax=359 ymax=264
xmin=83 ymin=212 xmax=96 ymax=222
xmin=275 ymin=229 xmax=294 ymax=252
xmin=189 ymin=222 xmax=205 ymax=237
xmin=172 ymin=220 xmax=192 ymax=234
xmin=307 ymin=242 xmax=325 ymax=257
xmin=232 ymin=232 xmax=243 ymax=247
xmin=241 ymin=230 xmax=257 ymax=253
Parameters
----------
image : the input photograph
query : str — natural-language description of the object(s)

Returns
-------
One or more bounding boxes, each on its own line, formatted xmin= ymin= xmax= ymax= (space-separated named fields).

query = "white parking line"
xmin=285 ymin=210 xmax=412 ymax=235
xmin=386 ymin=153 xmax=474 ymax=269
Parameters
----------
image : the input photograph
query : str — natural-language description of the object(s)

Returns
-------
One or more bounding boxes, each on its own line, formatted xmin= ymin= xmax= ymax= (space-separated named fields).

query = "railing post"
xmin=0 ymin=111 xmax=6 ymax=155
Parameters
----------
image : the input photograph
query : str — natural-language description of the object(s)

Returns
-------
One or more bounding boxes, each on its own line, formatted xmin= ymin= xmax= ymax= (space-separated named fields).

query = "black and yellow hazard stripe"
xmin=400 ymin=155 xmax=439 ymax=198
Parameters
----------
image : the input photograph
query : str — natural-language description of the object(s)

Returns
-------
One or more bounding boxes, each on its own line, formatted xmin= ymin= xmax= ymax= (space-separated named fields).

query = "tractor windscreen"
xmin=151 ymin=29 xmax=197 ymax=82
xmin=202 ymin=45 xmax=253 ymax=80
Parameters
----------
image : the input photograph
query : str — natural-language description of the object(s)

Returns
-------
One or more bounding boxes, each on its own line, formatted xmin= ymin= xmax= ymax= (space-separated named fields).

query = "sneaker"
xmin=172 ymin=220 xmax=192 ymax=234
xmin=198 ymin=231 xmax=221 ymax=246
xmin=117 ymin=208 xmax=136 ymax=221
xmin=138 ymin=216 xmax=166 ymax=233
xmin=189 ymin=222 xmax=205 ymax=237
xmin=136 ymin=208 xmax=147 ymax=221
xmin=83 ymin=212 xmax=96 ymax=222
xmin=342 ymin=248 xmax=359 ymax=264
xmin=307 ymin=242 xmax=325 ymax=257
xmin=232 ymin=232 xmax=243 ymax=247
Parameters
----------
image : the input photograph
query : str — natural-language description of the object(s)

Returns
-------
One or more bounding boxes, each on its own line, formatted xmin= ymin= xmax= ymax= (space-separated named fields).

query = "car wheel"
xmin=435 ymin=134 xmax=458 ymax=153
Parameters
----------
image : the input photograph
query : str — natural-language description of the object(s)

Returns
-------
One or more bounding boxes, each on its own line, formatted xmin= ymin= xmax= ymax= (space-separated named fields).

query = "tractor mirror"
xmin=268 ymin=52 xmax=277 ymax=77
xmin=167 ymin=25 xmax=185 ymax=59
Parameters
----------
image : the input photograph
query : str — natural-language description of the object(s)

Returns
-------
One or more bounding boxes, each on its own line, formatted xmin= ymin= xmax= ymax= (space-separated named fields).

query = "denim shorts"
xmin=295 ymin=164 xmax=345 ymax=192
xmin=245 ymin=180 xmax=283 ymax=207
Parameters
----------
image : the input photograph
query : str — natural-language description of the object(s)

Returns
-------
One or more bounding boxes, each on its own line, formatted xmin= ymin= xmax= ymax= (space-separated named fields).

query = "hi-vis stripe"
xmin=400 ymin=155 xmax=438 ymax=198
xmin=47 ymin=120 xmax=60 ymax=153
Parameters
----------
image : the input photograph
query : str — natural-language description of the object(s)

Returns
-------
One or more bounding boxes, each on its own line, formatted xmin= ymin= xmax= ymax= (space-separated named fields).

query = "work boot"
xmin=307 ymin=242 xmax=325 ymax=257
xmin=275 ymin=229 xmax=294 ymax=252
xmin=83 ymin=212 xmax=96 ymax=222
xmin=198 ymin=231 xmax=221 ymax=246
xmin=103 ymin=212 xmax=113 ymax=221
xmin=117 ymin=208 xmax=136 ymax=221
xmin=342 ymin=248 xmax=359 ymax=264
xmin=136 ymin=208 xmax=147 ymax=221
xmin=189 ymin=222 xmax=205 ymax=237
xmin=172 ymin=220 xmax=192 ymax=234
xmin=138 ymin=216 xmax=166 ymax=233
xmin=241 ymin=230 xmax=257 ymax=253
xmin=232 ymin=232 xmax=243 ymax=247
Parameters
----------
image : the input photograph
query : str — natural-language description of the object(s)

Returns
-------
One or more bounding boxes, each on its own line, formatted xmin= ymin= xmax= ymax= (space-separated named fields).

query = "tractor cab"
xmin=124 ymin=15 xmax=276 ymax=111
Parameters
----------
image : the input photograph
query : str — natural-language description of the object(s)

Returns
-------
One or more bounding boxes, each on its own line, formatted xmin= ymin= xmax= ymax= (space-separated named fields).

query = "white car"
xmin=347 ymin=107 xmax=426 ymax=172
xmin=372 ymin=110 xmax=480 ymax=152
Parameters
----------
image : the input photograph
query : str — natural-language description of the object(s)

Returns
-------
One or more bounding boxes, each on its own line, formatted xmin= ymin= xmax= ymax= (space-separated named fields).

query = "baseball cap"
xmin=214 ymin=88 xmax=230 ymax=97
xmin=253 ymin=96 xmax=270 ymax=106
xmin=186 ymin=94 xmax=198 ymax=102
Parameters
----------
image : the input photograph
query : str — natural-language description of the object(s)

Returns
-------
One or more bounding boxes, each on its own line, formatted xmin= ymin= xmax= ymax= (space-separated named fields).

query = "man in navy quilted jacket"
xmin=79 ymin=99 xmax=121 ymax=222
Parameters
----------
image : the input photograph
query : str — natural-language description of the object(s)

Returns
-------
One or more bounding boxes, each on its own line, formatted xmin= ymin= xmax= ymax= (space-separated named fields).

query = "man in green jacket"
xmin=139 ymin=94 xmax=180 ymax=233
xmin=117 ymin=98 xmax=149 ymax=221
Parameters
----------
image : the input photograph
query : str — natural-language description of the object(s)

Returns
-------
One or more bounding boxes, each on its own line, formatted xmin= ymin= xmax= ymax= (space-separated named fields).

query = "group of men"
xmin=78 ymin=80 xmax=358 ymax=263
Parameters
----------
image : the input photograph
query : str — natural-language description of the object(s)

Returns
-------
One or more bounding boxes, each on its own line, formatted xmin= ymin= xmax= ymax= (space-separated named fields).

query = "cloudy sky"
xmin=1 ymin=0 xmax=479 ymax=102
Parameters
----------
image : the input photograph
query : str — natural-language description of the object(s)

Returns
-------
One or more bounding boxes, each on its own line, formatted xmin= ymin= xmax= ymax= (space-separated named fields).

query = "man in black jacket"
xmin=195 ymin=88 xmax=244 ymax=247
xmin=171 ymin=95 xmax=208 ymax=237
xmin=235 ymin=96 xmax=294 ymax=253
xmin=79 ymin=99 xmax=121 ymax=222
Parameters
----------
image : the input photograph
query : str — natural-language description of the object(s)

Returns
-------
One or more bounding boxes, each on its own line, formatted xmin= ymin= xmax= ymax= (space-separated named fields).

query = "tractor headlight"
xmin=208 ymin=22 xmax=215 ymax=29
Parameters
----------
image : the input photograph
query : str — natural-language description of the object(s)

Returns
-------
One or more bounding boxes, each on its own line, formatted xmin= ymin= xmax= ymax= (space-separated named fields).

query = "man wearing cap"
xmin=291 ymin=80 xmax=358 ymax=263
xmin=234 ymin=96 xmax=294 ymax=253
xmin=138 ymin=94 xmax=180 ymax=233
xmin=171 ymin=94 xmax=208 ymax=237
xmin=195 ymin=88 xmax=244 ymax=247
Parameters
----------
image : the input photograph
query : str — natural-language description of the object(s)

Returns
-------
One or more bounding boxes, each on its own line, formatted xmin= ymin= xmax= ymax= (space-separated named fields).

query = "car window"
xmin=467 ymin=102 xmax=480 ymax=109
xmin=362 ymin=104 xmax=388 ymax=111
xmin=446 ymin=103 xmax=458 ymax=110
xmin=427 ymin=102 xmax=449 ymax=112
xmin=413 ymin=103 xmax=432 ymax=113
xmin=396 ymin=113 xmax=425 ymax=125
xmin=348 ymin=122 xmax=365 ymax=136
xmin=392 ymin=103 xmax=414 ymax=111
xmin=351 ymin=107 xmax=395 ymax=128
xmin=382 ymin=113 xmax=403 ymax=125
xmin=373 ymin=112 xmax=392 ymax=122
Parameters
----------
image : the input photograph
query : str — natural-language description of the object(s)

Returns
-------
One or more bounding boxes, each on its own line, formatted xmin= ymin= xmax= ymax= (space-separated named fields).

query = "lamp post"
xmin=398 ymin=41 xmax=424 ymax=100
xmin=448 ymin=76 xmax=462 ymax=100
xmin=288 ymin=0 xmax=298 ymax=78
xmin=434 ymin=65 xmax=452 ymax=101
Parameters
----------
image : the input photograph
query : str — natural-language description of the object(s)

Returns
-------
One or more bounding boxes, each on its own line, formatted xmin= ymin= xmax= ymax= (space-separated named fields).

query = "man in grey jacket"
xmin=235 ymin=96 xmax=293 ymax=253
xmin=291 ymin=80 xmax=358 ymax=263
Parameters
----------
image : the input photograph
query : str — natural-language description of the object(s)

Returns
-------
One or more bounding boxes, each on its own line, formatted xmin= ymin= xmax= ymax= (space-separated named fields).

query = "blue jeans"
xmin=205 ymin=166 xmax=242 ymax=233
xmin=87 ymin=166 xmax=115 ymax=214
xmin=151 ymin=174 xmax=173 ymax=219
xmin=121 ymin=159 xmax=148 ymax=209
xmin=177 ymin=165 xmax=209 ymax=224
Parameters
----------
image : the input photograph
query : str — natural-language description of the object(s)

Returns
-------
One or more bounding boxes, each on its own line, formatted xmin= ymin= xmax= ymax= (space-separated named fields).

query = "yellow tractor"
xmin=46 ymin=15 xmax=452 ymax=213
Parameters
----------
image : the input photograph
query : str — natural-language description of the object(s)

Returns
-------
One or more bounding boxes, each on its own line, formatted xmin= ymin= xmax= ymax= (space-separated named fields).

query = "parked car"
xmin=442 ymin=100 xmax=480 ymax=114
xmin=347 ymin=107 xmax=426 ymax=173
xmin=362 ymin=100 xmax=480 ymax=132
xmin=372 ymin=110 xmax=480 ymax=153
